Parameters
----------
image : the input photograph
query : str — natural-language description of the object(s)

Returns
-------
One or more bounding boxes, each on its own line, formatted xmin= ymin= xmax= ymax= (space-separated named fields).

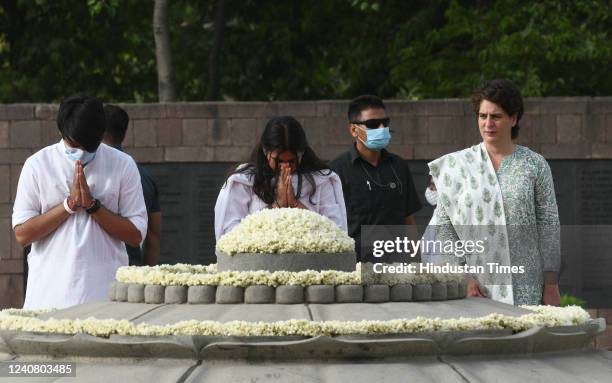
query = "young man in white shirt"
xmin=12 ymin=94 xmax=148 ymax=309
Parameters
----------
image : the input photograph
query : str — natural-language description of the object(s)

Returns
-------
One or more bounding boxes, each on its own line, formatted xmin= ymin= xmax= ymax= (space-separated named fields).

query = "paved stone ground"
xmin=38 ymin=297 xmax=531 ymax=324
xmin=0 ymin=350 xmax=611 ymax=382
xmin=1 ymin=298 xmax=610 ymax=382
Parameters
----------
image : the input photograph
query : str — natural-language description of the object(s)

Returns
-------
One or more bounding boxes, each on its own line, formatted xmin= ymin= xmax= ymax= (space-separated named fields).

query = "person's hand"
xmin=465 ymin=275 xmax=488 ymax=298
xmin=542 ymin=284 xmax=561 ymax=306
xmin=69 ymin=162 xmax=82 ymax=209
xmin=284 ymin=165 xmax=299 ymax=208
xmin=275 ymin=165 xmax=290 ymax=207
xmin=77 ymin=161 xmax=95 ymax=209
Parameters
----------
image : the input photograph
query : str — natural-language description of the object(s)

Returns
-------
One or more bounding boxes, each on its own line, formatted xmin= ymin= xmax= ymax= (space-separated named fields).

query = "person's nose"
xmin=484 ymin=116 xmax=494 ymax=128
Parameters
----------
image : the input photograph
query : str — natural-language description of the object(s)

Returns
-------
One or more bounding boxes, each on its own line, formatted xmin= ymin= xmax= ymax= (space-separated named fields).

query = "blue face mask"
xmin=358 ymin=126 xmax=391 ymax=150
xmin=64 ymin=141 xmax=97 ymax=165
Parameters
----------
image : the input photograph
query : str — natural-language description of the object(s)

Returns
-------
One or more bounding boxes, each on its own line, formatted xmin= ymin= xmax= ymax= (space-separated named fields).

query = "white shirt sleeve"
xmin=214 ymin=175 xmax=253 ymax=241
xmin=12 ymin=158 xmax=42 ymax=229
xmin=119 ymin=158 xmax=148 ymax=243
xmin=316 ymin=172 xmax=348 ymax=232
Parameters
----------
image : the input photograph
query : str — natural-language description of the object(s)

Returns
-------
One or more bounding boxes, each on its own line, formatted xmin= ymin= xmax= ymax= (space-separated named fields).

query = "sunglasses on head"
xmin=350 ymin=118 xmax=391 ymax=130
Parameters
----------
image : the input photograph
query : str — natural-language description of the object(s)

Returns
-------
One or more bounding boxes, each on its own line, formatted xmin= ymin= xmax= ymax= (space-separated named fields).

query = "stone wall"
xmin=1 ymin=98 xmax=612 ymax=314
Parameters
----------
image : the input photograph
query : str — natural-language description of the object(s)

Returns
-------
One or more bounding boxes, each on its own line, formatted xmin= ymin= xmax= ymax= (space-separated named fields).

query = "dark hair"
xmin=348 ymin=94 xmax=386 ymax=122
xmin=57 ymin=94 xmax=106 ymax=152
xmin=471 ymin=79 xmax=524 ymax=139
xmin=103 ymin=104 xmax=129 ymax=145
xmin=232 ymin=116 xmax=331 ymax=205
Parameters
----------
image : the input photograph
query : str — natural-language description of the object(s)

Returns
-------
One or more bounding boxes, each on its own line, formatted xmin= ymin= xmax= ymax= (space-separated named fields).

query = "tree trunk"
xmin=153 ymin=0 xmax=176 ymax=101
xmin=205 ymin=0 xmax=227 ymax=101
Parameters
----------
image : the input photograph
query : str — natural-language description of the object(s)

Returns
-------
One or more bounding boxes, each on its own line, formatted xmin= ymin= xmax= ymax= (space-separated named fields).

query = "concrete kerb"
xmin=144 ymin=285 xmax=165 ymax=304
xmin=215 ymin=286 xmax=244 ymax=304
xmin=413 ymin=284 xmax=432 ymax=301
xmin=165 ymin=286 xmax=188 ymax=304
xmin=446 ymin=281 xmax=459 ymax=300
xmin=335 ymin=285 xmax=364 ymax=303
xmin=127 ymin=284 xmax=145 ymax=303
xmin=245 ymin=285 xmax=275 ymax=304
xmin=110 ymin=281 xmax=469 ymax=304
xmin=108 ymin=281 xmax=117 ymax=301
xmin=364 ymin=285 xmax=390 ymax=302
xmin=431 ymin=282 xmax=448 ymax=301
xmin=275 ymin=285 xmax=305 ymax=304
xmin=188 ymin=286 xmax=217 ymax=304
xmin=390 ymin=284 xmax=412 ymax=301
xmin=115 ymin=283 xmax=129 ymax=302
xmin=305 ymin=285 xmax=335 ymax=303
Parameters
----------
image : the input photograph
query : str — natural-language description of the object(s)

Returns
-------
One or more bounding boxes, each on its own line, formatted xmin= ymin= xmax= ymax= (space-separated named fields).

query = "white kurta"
xmin=12 ymin=141 xmax=148 ymax=309
xmin=214 ymin=169 xmax=348 ymax=240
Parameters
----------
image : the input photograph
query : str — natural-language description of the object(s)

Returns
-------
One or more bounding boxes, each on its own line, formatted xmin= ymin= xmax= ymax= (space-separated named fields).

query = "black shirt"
xmin=329 ymin=144 xmax=422 ymax=259
xmin=127 ymin=165 xmax=160 ymax=266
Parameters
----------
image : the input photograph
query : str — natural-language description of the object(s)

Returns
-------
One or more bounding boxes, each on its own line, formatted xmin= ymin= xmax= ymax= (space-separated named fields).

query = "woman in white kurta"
xmin=215 ymin=116 xmax=347 ymax=240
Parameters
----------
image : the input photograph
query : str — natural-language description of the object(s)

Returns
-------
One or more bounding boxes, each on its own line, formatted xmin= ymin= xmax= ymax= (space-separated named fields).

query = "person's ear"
xmin=348 ymin=123 xmax=358 ymax=138
xmin=510 ymin=114 xmax=518 ymax=128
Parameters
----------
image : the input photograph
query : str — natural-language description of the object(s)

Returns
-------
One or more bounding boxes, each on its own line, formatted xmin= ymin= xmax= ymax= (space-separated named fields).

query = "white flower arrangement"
xmin=216 ymin=208 xmax=355 ymax=255
xmin=0 ymin=306 xmax=591 ymax=338
xmin=115 ymin=262 xmax=462 ymax=287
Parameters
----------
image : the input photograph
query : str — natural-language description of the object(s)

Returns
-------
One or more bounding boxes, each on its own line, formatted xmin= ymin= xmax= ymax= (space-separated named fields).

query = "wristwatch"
xmin=85 ymin=199 xmax=101 ymax=214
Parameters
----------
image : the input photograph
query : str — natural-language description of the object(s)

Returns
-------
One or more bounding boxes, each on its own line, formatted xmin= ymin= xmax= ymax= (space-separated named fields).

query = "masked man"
xmin=12 ymin=94 xmax=147 ymax=309
xmin=330 ymin=95 xmax=422 ymax=262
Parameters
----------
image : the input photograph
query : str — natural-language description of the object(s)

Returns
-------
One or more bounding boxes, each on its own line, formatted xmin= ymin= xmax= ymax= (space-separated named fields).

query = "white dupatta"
xmin=428 ymin=143 xmax=514 ymax=305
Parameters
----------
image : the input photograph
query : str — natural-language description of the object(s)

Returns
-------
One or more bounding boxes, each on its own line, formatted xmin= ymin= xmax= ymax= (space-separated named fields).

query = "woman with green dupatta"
xmin=428 ymin=79 xmax=560 ymax=306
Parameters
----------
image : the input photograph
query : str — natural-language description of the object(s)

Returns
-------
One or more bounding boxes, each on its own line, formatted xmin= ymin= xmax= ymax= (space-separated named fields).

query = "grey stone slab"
xmin=244 ymin=285 xmax=275 ymax=304
xmin=8 ymin=332 xmax=197 ymax=359
xmin=132 ymin=304 xmax=311 ymax=325
xmin=165 ymin=286 xmax=188 ymax=304
xmin=216 ymin=251 xmax=356 ymax=272
xmin=390 ymin=284 xmax=412 ymax=301
xmin=305 ymin=285 xmax=335 ymax=303
xmin=275 ymin=285 xmax=305 ymax=304
xmin=446 ymin=322 xmax=603 ymax=356
xmin=364 ymin=285 xmax=390 ymax=302
xmin=335 ymin=285 xmax=363 ymax=303
xmin=36 ymin=301 xmax=164 ymax=321
xmin=308 ymin=298 xmax=530 ymax=322
xmin=115 ymin=282 xmax=129 ymax=302
xmin=188 ymin=286 xmax=216 ymax=304
xmin=128 ymin=284 xmax=145 ymax=303
xmin=0 ymin=356 xmax=195 ymax=383
xmin=187 ymin=357 xmax=464 ymax=383
xmin=215 ymin=286 xmax=244 ymax=304
xmin=145 ymin=285 xmax=165 ymax=304
xmin=445 ymin=350 xmax=612 ymax=383
xmin=199 ymin=335 xmax=440 ymax=360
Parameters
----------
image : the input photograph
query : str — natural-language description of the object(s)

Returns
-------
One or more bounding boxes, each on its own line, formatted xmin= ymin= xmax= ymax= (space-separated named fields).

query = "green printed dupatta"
xmin=428 ymin=143 xmax=514 ymax=305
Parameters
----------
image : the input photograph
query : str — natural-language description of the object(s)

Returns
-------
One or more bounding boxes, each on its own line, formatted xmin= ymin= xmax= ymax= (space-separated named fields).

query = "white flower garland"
xmin=115 ymin=263 xmax=463 ymax=287
xmin=0 ymin=306 xmax=590 ymax=338
xmin=216 ymin=208 xmax=355 ymax=255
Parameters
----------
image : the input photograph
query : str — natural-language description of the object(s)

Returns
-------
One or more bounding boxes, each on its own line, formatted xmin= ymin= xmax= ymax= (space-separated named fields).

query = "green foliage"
xmin=0 ymin=0 xmax=610 ymax=102
xmin=390 ymin=0 xmax=612 ymax=98
xmin=560 ymin=294 xmax=586 ymax=308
